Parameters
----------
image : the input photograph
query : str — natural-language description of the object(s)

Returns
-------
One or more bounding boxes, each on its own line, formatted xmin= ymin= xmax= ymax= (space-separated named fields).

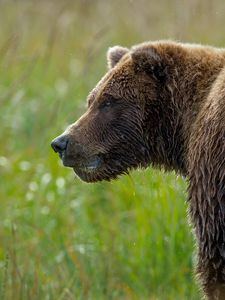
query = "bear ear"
xmin=107 ymin=46 xmax=129 ymax=69
xmin=131 ymin=46 xmax=165 ymax=80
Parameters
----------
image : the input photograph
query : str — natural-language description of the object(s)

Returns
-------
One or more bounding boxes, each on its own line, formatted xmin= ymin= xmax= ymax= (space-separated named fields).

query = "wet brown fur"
xmin=53 ymin=41 xmax=225 ymax=299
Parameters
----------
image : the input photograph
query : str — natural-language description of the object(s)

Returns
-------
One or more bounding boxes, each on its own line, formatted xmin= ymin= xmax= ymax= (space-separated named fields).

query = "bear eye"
xmin=103 ymin=99 xmax=112 ymax=107
xmin=99 ymin=97 xmax=115 ymax=110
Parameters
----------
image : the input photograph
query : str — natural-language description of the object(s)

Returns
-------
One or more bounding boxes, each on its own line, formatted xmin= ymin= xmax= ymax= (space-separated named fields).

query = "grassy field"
xmin=1 ymin=0 xmax=225 ymax=299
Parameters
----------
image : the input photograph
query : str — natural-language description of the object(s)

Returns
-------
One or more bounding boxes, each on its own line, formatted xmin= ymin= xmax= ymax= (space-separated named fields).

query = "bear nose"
xmin=51 ymin=135 xmax=69 ymax=153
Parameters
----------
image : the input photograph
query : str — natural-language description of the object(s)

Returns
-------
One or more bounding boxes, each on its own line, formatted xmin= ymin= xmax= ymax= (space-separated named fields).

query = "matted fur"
xmin=52 ymin=41 xmax=225 ymax=299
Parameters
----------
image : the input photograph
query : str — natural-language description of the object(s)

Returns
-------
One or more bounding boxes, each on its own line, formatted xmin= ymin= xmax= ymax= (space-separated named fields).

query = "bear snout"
xmin=51 ymin=135 xmax=69 ymax=155
xmin=51 ymin=134 xmax=75 ymax=167
xmin=51 ymin=133 xmax=98 ymax=172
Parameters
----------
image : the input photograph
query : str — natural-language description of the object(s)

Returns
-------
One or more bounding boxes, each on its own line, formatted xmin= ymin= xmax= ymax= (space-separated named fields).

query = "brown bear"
xmin=51 ymin=41 xmax=225 ymax=299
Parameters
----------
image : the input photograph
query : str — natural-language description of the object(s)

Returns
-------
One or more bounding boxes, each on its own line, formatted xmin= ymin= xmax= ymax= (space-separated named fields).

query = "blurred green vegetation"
xmin=1 ymin=0 xmax=225 ymax=299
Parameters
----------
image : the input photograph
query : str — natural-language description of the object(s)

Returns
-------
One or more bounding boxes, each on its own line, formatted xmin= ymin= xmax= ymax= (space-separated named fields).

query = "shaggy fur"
xmin=51 ymin=41 xmax=225 ymax=299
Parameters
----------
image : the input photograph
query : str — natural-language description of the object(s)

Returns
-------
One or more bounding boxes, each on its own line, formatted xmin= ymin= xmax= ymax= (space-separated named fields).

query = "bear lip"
xmin=63 ymin=154 xmax=102 ymax=172
xmin=72 ymin=155 xmax=104 ymax=182
xmin=78 ymin=155 xmax=102 ymax=173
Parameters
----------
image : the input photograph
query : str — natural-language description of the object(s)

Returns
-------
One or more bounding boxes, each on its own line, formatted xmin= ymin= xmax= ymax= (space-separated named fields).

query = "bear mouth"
xmin=77 ymin=155 xmax=102 ymax=172
xmin=73 ymin=155 xmax=134 ymax=183
xmin=72 ymin=155 xmax=103 ymax=182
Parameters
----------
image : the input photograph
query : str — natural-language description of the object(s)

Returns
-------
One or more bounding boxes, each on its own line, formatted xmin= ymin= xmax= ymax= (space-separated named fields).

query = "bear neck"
xmin=145 ymin=45 xmax=225 ymax=175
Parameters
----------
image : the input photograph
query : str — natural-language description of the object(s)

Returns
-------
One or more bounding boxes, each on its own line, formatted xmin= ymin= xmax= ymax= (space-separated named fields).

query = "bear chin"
xmin=73 ymin=167 xmax=108 ymax=183
xmin=73 ymin=167 xmax=97 ymax=182
xmin=73 ymin=163 xmax=129 ymax=183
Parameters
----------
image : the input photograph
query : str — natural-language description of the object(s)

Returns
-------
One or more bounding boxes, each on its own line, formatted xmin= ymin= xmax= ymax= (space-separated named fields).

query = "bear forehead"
xmin=107 ymin=56 xmax=134 ymax=86
xmin=87 ymin=57 xmax=135 ymax=105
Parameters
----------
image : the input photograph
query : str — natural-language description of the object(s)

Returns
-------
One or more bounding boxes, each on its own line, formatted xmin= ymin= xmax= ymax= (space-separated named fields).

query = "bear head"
xmin=51 ymin=43 xmax=175 ymax=182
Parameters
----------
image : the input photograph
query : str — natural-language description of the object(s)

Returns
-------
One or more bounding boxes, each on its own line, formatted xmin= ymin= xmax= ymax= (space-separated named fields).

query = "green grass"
xmin=3 ymin=0 xmax=225 ymax=298
xmin=1 ymin=160 xmax=198 ymax=299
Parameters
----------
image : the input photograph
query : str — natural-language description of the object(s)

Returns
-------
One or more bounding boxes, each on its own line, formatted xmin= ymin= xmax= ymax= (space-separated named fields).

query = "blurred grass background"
xmin=1 ymin=0 xmax=225 ymax=299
